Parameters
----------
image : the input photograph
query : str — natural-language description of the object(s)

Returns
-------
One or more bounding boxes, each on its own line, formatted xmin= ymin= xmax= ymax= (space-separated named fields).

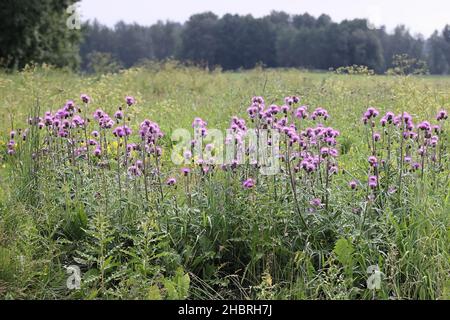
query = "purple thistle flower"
xmin=192 ymin=117 xmax=207 ymax=129
xmin=418 ymin=121 xmax=431 ymax=131
xmin=7 ymin=140 xmax=15 ymax=149
xmin=113 ymin=127 xmax=125 ymax=138
xmin=58 ymin=130 xmax=68 ymax=138
xmin=166 ymin=178 xmax=177 ymax=186
xmin=125 ymin=96 xmax=135 ymax=106
xmin=114 ymin=110 xmax=123 ymax=120
xmin=320 ymin=147 xmax=330 ymax=158
xmin=243 ymin=178 xmax=255 ymax=189
xmin=281 ymin=105 xmax=290 ymax=114
xmin=65 ymin=100 xmax=75 ymax=110
xmin=128 ymin=165 xmax=142 ymax=177
xmin=93 ymin=147 xmax=102 ymax=157
xmin=368 ymin=156 xmax=378 ymax=167
xmin=81 ymin=94 xmax=91 ymax=104
xmin=436 ymin=109 xmax=448 ymax=121
xmin=295 ymin=106 xmax=309 ymax=119
xmin=10 ymin=131 xmax=16 ymax=139
xmin=368 ymin=176 xmax=378 ymax=189
xmin=252 ymin=96 xmax=264 ymax=105
xmin=349 ymin=180 xmax=358 ymax=190
xmin=71 ymin=115 xmax=85 ymax=128
xmin=310 ymin=198 xmax=322 ymax=208
xmin=181 ymin=168 xmax=191 ymax=176
xmin=373 ymin=133 xmax=381 ymax=142
xmin=93 ymin=109 xmax=105 ymax=120
xmin=311 ymin=108 xmax=329 ymax=121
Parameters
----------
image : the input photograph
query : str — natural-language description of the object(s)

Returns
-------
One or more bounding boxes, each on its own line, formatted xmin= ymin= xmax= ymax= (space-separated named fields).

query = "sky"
xmin=79 ymin=0 xmax=449 ymax=37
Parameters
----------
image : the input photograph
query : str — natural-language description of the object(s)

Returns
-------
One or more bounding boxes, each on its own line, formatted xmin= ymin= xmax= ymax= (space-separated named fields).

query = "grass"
xmin=0 ymin=62 xmax=449 ymax=300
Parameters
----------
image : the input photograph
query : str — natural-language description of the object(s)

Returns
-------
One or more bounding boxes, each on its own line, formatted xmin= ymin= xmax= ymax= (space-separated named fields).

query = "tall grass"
xmin=0 ymin=64 xmax=448 ymax=300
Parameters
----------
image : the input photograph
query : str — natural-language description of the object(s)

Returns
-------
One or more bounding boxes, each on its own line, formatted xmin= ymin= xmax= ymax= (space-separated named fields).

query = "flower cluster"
xmin=357 ymin=107 xmax=448 ymax=193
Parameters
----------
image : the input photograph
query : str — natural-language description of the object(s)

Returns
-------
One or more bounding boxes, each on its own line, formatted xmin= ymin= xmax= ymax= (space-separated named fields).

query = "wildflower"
xmin=93 ymin=109 xmax=105 ymax=120
xmin=92 ymin=131 xmax=99 ymax=138
xmin=166 ymin=178 xmax=177 ymax=186
xmin=295 ymin=106 xmax=309 ymax=119
xmin=128 ymin=165 xmax=142 ymax=177
xmin=58 ymin=130 xmax=68 ymax=138
xmin=181 ymin=168 xmax=191 ymax=176
xmin=7 ymin=149 xmax=16 ymax=155
xmin=66 ymin=100 xmax=75 ymax=110
xmin=320 ymin=147 xmax=330 ymax=158
xmin=436 ymin=109 xmax=448 ymax=121
xmin=114 ymin=110 xmax=123 ymax=120
xmin=411 ymin=162 xmax=421 ymax=171
xmin=329 ymin=165 xmax=339 ymax=175
xmin=281 ymin=105 xmax=290 ymax=114
xmin=349 ymin=180 xmax=358 ymax=190
xmin=10 ymin=131 xmax=16 ymax=139
xmin=363 ymin=107 xmax=379 ymax=122
xmin=418 ymin=147 xmax=425 ymax=156
xmin=373 ymin=133 xmax=381 ymax=142
xmin=404 ymin=156 xmax=412 ymax=163
xmin=368 ymin=176 xmax=378 ymax=189
xmin=113 ymin=126 xmax=132 ymax=138
xmin=192 ymin=117 xmax=207 ymax=129
xmin=329 ymin=148 xmax=339 ymax=157
xmin=127 ymin=144 xmax=137 ymax=152
xmin=125 ymin=96 xmax=135 ymax=106
xmin=113 ymin=127 xmax=124 ymax=138
xmin=418 ymin=121 xmax=431 ymax=131
xmin=310 ymin=198 xmax=322 ymax=208
xmin=247 ymin=106 xmax=259 ymax=119
xmin=135 ymin=160 xmax=143 ymax=169
xmin=368 ymin=156 xmax=378 ymax=167
xmin=93 ymin=147 xmax=101 ymax=157
xmin=243 ymin=178 xmax=255 ymax=189
xmin=311 ymin=108 xmax=329 ymax=121
xmin=72 ymin=115 xmax=85 ymax=128
xmin=177 ymin=151 xmax=190 ymax=164
xmin=429 ymin=136 xmax=438 ymax=147
xmin=81 ymin=94 xmax=91 ymax=104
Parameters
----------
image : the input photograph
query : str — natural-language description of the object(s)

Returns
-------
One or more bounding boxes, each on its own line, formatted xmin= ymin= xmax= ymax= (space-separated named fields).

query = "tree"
xmin=150 ymin=21 xmax=182 ymax=60
xmin=178 ymin=12 xmax=219 ymax=67
xmin=0 ymin=0 xmax=81 ymax=70
xmin=426 ymin=29 xmax=450 ymax=74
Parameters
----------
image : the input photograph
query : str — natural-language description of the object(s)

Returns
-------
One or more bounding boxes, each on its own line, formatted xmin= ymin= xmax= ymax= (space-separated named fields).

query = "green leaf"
xmin=148 ymin=285 xmax=162 ymax=300
xmin=333 ymin=238 xmax=354 ymax=268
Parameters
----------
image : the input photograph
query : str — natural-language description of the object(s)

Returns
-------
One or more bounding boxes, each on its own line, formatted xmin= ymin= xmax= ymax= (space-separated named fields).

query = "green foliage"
xmin=387 ymin=54 xmax=429 ymax=75
xmin=79 ymin=13 xmax=450 ymax=74
xmin=86 ymin=51 xmax=122 ymax=75
xmin=0 ymin=66 xmax=448 ymax=300
xmin=0 ymin=0 xmax=81 ymax=70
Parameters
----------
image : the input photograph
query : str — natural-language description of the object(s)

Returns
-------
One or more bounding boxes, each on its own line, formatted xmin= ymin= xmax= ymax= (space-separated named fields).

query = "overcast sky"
xmin=79 ymin=0 xmax=449 ymax=37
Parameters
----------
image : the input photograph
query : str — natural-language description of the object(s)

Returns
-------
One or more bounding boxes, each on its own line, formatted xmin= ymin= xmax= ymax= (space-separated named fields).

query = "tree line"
xmin=80 ymin=11 xmax=450 ymax=74
xmin=1 ymin=1 xmax=449 ymax=74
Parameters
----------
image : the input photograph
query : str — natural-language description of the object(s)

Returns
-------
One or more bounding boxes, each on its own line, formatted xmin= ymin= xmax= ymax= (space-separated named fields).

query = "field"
xmin=0 ymin=64 xmax=449 ymax=300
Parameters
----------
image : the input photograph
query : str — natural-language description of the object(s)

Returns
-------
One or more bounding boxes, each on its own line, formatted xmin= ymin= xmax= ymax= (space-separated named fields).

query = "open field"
xmin=0 ymin=64 xmax=449 ymax=299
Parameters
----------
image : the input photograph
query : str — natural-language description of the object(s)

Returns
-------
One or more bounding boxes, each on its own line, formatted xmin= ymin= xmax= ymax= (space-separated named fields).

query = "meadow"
xmin=0 ymin=63 xmax=448 ymax=300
